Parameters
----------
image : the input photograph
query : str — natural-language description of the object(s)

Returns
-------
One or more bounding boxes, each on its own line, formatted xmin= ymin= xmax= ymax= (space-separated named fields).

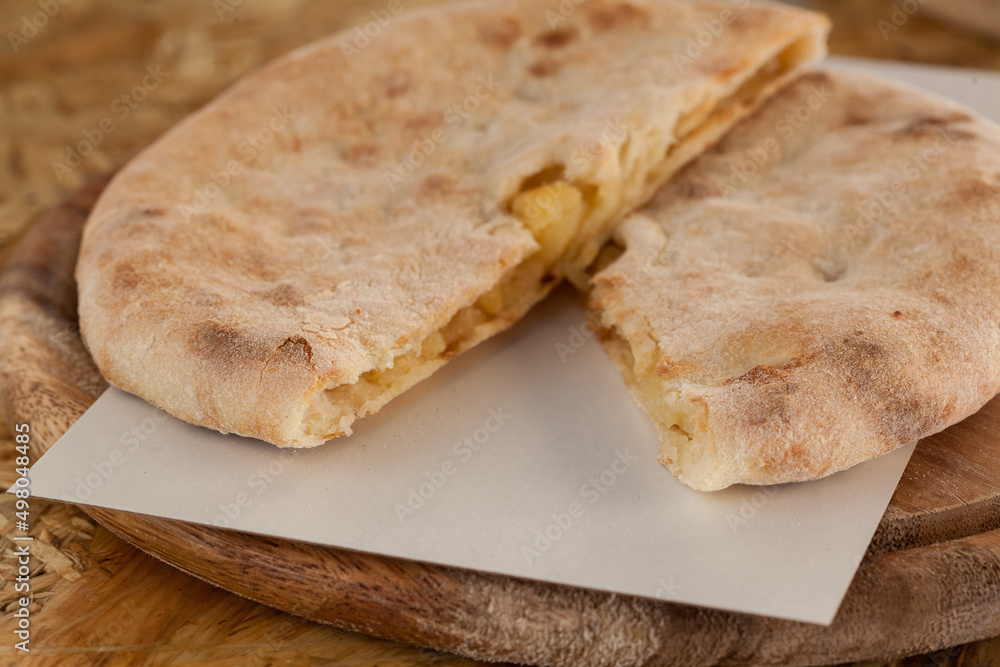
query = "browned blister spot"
xmin=272 ymin=335 xmax=314 ymax=367
xmin=535 ymin=27 xmax=578 ymax=48
xmin=111 ymin=263 xmax=140 ymax=291
xmin=955 ymin=179 xmax=1000 ymax=206
xmin=191 ymin=321 xmax=273 ymax=367
xmin=479 ymin=17 xmax=521 ymax=49
xmin=192 ymin=291 xmax=224 ymax=309
xmin=800 ymin=70 xmax=834 ymax=88
xmin=592 ymin=324 xmax=617 ymax=345
xmin=837 ymin=335 xmax=885 ymax=377
xmin=415 ymin=174 xmax=481 ymax=206
xmin=656 ymin=357 xmax=696 ymax=379
xmin=842 ymin=109 xmax=871 ymax=127
xmin=880 ymin=393 xmax=929 ymax=443
xmin=260 ymin=283 xmax=303 ymax=307
xmin=779 ymin=353 xmax=814 ymax=371
xmin=938 ymin=396 xmax=959 ymax=425
xmin=725 ymin=364 xmax=787 ymax=387
xmin=673 ymin=177 xmax=721 ymax=200
xmin=529 ymin=58 xmax=561 ymax=78
xmin=721 ymin=364 xmax=798 ymax=429
xmin=895 ymin=112 xmax=975 ymax=138
xmin=587 ymin=2 xmax=651 ymax=31
xmin=834 ymin=333 xmax=937 ymax=443
xmin=243 ymin=247 xmax=280 ymax=283
xmin=420 ymin=174 xmax=456 ymax=197
xmin=768 ymin=441 xmax=810 ymax=476
xmin=726 ymin=11 xmax=752 ymax=32
xmin=348 ymin=143 xmax=380 ymax=166
xmin=405 ymin=112 xmax=441 ymax=134
xmin=745 ymin=383 xmax=794 ymax=428
xmin=381 ymin=72 xmax=412 ymax=98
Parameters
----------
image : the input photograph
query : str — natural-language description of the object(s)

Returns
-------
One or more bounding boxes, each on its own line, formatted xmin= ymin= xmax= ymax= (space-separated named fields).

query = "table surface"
xmin=1 ymin=0 xmax=999 ymax=665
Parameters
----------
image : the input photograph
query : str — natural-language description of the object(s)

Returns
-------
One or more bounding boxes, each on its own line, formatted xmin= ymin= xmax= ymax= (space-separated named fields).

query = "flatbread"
xmin=77 ymin=0 xmax=827 ymax=447
xmin=589 ymin=69 xmax=1000 ymax=491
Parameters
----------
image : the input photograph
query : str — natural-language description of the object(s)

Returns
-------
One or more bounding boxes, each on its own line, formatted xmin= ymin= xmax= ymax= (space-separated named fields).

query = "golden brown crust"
xmin=591 ymin=69 xmax=1000 ymax=490
xmin=76 ymin=0 xmax=828 ymax=446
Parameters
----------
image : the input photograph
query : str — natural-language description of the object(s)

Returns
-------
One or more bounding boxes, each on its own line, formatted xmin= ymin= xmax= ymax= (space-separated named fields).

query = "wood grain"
xmin=870 ymin=393 xmax=1000 ymax=555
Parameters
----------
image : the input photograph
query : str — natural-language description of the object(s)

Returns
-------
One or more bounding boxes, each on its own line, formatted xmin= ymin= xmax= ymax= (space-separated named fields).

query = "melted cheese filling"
xmin=512 ymin=181 xmax=589 ymax=267
xmin=299 ymin=182 xmax=583 ymax=443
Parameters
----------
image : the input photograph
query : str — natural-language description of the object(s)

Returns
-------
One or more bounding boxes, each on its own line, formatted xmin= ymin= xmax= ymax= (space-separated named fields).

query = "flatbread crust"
xmin=77 ymin=0 xmax=827 ymax=447
xmin=590 ymin=69 xmax=1000 ymax=491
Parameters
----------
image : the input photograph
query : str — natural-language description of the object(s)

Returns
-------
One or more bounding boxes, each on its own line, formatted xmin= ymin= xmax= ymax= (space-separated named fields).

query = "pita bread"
xmin=77 ymin=0 xmax=827 ymax=447
xmin=589 ymin=69 xmax=1000 ymax=491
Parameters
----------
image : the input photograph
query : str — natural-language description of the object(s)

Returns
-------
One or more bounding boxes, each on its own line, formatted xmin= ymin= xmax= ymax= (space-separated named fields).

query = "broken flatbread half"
xmin=77 ymin=0 xmax=828 ymax=447
xmin=589 ymin=69 xmax=1000 ymax=491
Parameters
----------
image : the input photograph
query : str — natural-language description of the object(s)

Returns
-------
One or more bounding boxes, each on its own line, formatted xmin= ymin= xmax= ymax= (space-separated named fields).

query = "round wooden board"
xmin=2 ymin=175 xmax=1000 ymax=667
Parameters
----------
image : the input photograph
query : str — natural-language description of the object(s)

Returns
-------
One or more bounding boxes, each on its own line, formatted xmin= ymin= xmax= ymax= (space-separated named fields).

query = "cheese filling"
xmin=298 ymin=260 xmax=542 ymax=442
xmin=512 ymin=181 xmax=589 ymax=267
xmin=298 ymin=181 xmax=588 ymax=443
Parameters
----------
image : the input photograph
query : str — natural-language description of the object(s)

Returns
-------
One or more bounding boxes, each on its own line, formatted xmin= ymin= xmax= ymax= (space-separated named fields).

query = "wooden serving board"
xmin=3 ymin=175 xmax=1000 ymax=666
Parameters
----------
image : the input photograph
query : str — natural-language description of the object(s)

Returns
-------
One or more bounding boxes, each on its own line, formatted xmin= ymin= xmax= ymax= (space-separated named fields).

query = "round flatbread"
xmin=77 ymin=0 xmax=827 ymax=447
xmin=590 ymin=69 xmax=1000 ymax=490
